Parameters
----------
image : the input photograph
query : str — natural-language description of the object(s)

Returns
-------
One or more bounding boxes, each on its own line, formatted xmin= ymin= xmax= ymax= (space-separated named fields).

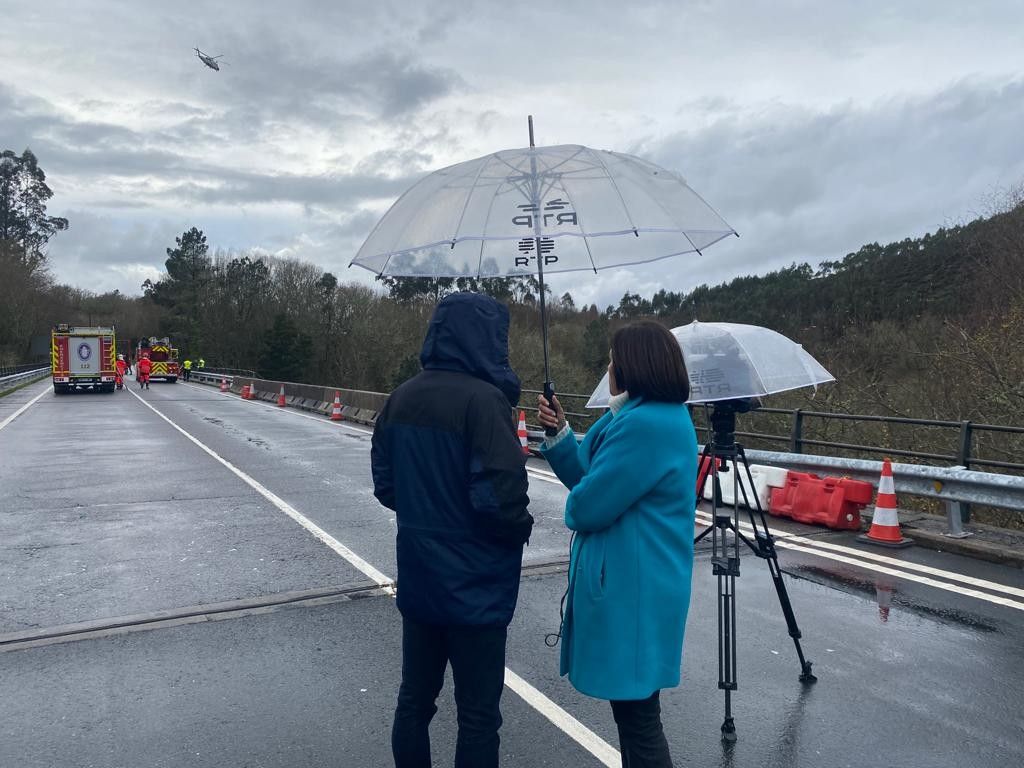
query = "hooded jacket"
xmin=371 ymin=293 xmax=533 ymax=627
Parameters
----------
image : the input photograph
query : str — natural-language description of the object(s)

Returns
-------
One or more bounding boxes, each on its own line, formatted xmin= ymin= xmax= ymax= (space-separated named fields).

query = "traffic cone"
xmin=330 ymin=391 xmax=343 ymax=421
xmin=277 ymin=384 xmax=286 ymax=407
xmin=857 ymin=459 xmax=913 ymax=548
xmin=517 ymin=410 xmax=530 ymax=455
xmin=220 ymin=378 xmax=228 ymax=393
xmin=241 ymin=384 xmax=250 ymax=399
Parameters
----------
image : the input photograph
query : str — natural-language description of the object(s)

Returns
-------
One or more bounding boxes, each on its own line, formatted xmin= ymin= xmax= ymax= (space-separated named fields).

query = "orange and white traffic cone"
xmin=857 ymin=458 xmax=913 ymax=548
xmin=330 ymin=391 xmax=343 ymax=421
xmin=241 ymin=384 xmax=250 ymax=399
xmin=277 ymin=384 xmax=286 ymax=407
xmin=220 ymin=378 xmax=228 ymax=393
xmin=518 ymin=410 xmax=530 ymax=456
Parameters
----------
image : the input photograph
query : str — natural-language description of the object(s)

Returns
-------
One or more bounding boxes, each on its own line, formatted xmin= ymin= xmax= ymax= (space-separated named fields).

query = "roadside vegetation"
xmin=3 ymin=149 xmax=1021 ymax=522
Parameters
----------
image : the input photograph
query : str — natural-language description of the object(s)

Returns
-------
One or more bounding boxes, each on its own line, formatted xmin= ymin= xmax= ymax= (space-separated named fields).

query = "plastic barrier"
xmin=769 ymin=472 xmax=873 ymax=530
xmin=697 ymin=455 xmax=721 ymax=498
xmin=702 ymin=463 xmax=789 ymax=510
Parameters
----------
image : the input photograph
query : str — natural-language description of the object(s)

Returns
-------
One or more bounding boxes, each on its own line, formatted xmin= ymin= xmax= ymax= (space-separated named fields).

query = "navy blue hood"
xmin=420 ymin=292 xmax=521 ymax=407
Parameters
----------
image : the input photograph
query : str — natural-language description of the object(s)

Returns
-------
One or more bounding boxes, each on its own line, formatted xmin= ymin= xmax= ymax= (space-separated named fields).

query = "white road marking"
xmin=0 ymin=384 xmax=50 ymax=432
xmin=771 ymin=529 xmax=1024 ymax=600
xmin=693 ymin=511 xmax=1024 ymax=611
xmin=133 ymin=386 xmax=622 ymax=764
xmin=128 ymin=387 xmax=392 ymax=588
xmin=526 ymin=467 xmax=1024 ymax=608
xmin=504 ymin=668 xmax=619 ymax=767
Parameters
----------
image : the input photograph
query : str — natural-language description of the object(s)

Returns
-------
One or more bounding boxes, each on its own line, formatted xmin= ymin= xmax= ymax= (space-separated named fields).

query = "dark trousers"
xmin=392 ymin=616 xmax=508 ymax=768
xmin=610 ymin=691 xmax=673 ymax=768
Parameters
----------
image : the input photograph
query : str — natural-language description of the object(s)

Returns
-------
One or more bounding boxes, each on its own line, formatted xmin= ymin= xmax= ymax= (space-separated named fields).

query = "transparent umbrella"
xmin=586 ymin=320 xmax=835 ymax=407
xmin=349 ymin=117 xmax=736 ymax=403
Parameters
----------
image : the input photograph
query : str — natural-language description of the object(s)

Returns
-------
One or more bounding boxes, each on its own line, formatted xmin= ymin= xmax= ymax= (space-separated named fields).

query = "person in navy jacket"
xmin=372 ymin=292 xmax=533 ymax=768
xmin=539 ymin=320 xmax=697 ymax=768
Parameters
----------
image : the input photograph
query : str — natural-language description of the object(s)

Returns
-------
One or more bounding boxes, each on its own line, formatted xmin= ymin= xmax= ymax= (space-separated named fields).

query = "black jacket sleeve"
xmin=370 ymin=398 xmax=397 ymax=511
xmin=465 ymin=389 xmax=533 ymax=546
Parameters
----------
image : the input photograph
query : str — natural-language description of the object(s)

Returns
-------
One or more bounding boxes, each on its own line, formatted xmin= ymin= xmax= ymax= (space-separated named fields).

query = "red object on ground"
xmin=858 ymin=458 xmax=914 ymax=547
xmin=277 ymin=385 xmax=286 ymax=407
xmin=330 ymin=391 xmax=344 ymax=421
xmin=768 ymin=472 xmax=872 ymax=531
xmin=696 ymin=455 xmax=725 ymax=498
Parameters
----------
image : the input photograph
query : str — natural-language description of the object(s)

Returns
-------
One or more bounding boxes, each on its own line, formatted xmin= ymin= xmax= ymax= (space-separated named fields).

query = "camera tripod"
xmin=693 ymin=401 xmax=817 ymax=742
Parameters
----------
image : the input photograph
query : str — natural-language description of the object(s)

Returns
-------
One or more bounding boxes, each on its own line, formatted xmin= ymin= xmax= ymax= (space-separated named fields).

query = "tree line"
xmin=3 ymin=149 xmax=1022 ymax=480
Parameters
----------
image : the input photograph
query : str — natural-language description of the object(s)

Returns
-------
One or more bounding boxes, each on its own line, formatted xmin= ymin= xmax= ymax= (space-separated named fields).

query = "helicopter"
xmin=194 ymin=48 xmax=225 ymax=71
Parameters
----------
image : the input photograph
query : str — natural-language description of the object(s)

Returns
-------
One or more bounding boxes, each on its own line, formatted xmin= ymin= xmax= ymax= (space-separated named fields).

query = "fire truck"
xmin=135 ymin=337 xmax=180 ymax=382
xmin=51 ymin=324 xmax=118 ymax=394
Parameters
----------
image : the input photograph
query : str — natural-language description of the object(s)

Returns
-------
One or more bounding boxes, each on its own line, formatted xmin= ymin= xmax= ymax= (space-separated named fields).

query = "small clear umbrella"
xmin=586 ymin=320 xmax=835 ymax=407
xmin=350 ymin=117 xmax=736 ymax=404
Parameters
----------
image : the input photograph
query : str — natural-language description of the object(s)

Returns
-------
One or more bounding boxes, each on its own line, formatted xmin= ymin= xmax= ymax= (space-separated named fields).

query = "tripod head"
xmin=707 ymin=397 xmax=761 ymax=453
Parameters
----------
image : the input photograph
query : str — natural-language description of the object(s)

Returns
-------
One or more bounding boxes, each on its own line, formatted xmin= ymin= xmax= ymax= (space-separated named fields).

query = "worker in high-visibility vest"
xmin=183 ymin=359 xmax=192 ymax=382
xmin=198 ymin=357 xmax=205 ymax=370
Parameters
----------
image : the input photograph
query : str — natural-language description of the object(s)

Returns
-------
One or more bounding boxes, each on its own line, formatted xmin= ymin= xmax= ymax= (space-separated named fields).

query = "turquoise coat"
xmin=541 ymin=397 xmax=697 ymax=701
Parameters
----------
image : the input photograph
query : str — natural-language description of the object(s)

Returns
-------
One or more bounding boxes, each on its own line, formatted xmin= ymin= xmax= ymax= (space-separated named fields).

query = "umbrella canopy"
xmin=586 ymin=321 xmax=835 ymax=408
xmin=350 ymin=143 xmax=736 ymax=278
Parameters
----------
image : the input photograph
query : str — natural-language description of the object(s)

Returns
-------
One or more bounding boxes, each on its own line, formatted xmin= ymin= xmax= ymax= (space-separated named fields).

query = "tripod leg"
xmin=736 ymin=448 xmax=817 ymax=684
xmin=718 ymin=567 xmax=738 ymax=742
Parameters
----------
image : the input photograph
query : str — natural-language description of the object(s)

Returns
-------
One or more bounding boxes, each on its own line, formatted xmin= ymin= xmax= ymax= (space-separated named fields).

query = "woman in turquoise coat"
xmin=539 ymin=321 xmax=697 ymax=768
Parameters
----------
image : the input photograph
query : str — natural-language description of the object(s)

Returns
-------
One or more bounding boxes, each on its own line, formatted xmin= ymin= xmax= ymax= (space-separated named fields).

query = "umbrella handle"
xmin=543 ymin=381 xmax=558 ymax=437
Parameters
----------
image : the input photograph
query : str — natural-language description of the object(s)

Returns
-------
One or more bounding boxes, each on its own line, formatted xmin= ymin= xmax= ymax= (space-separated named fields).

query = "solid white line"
xmin=527 ymin=466 xmax=1024 ymax=605
xmin=181 ymin=381 xmax=371 ymax=436
xmin=693 ymin=511 xmax=1024 ymax=611
xmin=133 ymin=387 xmax=621 ymax=763
xmin=504 ymin=668 xmax=619 ymax=767
xmin=773 ymin=529 xmax=1024 ymax=600
xmin=127 ymin=387 xmax=393 ymax=587
xmin=693 ymin=509 xmax=1024 ymax=600
xmin=0 ymin=384 xmax=49 ymax=432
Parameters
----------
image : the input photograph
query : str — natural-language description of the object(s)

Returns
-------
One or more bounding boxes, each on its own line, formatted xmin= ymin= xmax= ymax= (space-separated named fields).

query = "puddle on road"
xmin=787 ymin=562 xmax=1000 ymax=633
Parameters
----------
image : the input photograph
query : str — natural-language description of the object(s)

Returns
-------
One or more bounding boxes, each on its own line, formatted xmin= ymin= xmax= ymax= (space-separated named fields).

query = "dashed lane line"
xmin=0 ymin=384 xmax=49 ymax=433
xmin=128 ymin=386 xmax=620 ymax=767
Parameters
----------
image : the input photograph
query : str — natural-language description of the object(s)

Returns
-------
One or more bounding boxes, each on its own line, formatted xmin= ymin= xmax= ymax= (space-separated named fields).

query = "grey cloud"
xmin=622 ymin=78 xmax=1024 ymax=295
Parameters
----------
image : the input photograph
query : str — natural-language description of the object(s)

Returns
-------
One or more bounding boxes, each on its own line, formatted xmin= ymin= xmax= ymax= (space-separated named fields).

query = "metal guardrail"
xmin=0 ymin=363 xmax=48 ymax=378
xmin=521 ymin=391 xmax=1024 ymax=474
xmin=185 ymin=371 xmax=1024 ymax=520
xmin=525 ymin=428 xmax=1024 ymax=518
xmin=0 ymin=366 xmax=50 ymax=394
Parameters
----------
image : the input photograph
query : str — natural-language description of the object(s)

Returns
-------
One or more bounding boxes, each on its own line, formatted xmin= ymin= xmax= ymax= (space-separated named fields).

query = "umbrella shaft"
xmin=536 ymin=237 xmax=551 ymax=385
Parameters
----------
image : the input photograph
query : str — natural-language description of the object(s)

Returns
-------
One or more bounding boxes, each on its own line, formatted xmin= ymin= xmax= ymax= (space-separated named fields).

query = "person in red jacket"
xmin=115 ymin=354 xmax=128 ymax=390
xmin=137 ymin=353 xmax=152 ymax=390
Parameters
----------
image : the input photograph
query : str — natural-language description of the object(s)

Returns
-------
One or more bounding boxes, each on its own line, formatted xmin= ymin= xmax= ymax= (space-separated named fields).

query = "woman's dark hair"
xmin=611 ymin=321 xmax=690 ymax=403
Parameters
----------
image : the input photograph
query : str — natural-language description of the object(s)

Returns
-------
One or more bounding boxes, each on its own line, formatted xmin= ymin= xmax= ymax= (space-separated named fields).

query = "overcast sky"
xmin=3 ymin=0 xmax=1023 ymax=309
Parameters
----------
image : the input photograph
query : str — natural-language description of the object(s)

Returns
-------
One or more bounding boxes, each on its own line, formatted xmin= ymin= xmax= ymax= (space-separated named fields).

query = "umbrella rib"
xmin=551 ymin=174 xmax=598 ymax=274
xmin=728 ymin=332 xmax=771 ymax=395
xmin=590 ymin=149 xmax=640 ymax=234
xmin=476 ymin=177 xmax=505 ymax=277
xmin=449 ymin=155 xmax=493 ymax=247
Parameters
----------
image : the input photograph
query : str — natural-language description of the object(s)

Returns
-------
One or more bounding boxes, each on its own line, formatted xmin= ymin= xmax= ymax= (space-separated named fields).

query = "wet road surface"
xmin=2 ymin=379 xmax=1022 ymax=767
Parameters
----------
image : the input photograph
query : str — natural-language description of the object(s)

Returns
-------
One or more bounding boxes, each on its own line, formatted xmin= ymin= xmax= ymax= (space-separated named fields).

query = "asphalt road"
xmin=1 ymin=379 xmax=1023 ymax=768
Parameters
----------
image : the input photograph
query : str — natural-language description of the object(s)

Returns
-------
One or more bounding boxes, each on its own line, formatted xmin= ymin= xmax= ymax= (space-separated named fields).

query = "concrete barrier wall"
xmin=188 ymin=373 xmax=387 ymax=427
xmin=232 ymin=378 xmax=388 ymax=412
